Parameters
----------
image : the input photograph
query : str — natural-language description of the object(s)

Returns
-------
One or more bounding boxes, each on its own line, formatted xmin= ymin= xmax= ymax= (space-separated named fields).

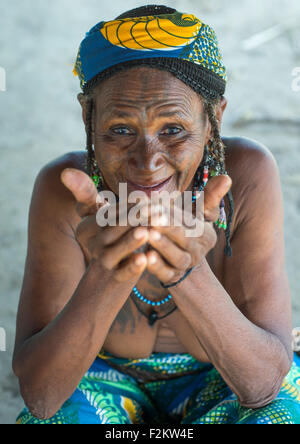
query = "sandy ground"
xmin=0 ymin=0 xmax=299 ymax=424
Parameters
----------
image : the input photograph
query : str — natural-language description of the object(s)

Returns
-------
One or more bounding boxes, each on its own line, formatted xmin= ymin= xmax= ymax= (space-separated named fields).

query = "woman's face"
xmin=81 ymin=67 xmax=212 ymax=196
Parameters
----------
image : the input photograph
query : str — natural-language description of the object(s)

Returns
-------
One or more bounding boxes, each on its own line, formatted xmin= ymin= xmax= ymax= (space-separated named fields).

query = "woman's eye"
xmin=110 ymin=127 xmax=134 ymax=135
xmin=160 ymin=127 xmax=182 ymax=136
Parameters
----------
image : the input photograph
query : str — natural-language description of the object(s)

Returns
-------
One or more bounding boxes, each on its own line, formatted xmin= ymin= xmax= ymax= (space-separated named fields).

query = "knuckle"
xmin=129 ymin=262 xmax=142 ymax=276
xmin=113 ymin=271 xmax=125 ymax=283
xmin=185 ymin=238 xmax=194 ymax=251
xmin=101 ymin=229 xmax=113 ymax=247
xmin=201 ymin=224 xmax=217 ymax=252
xmin=76 ymin=217 xmax=98 ymax=246
xmin=165 ymin=269 xmax=176 ymax=281
xmin=99 ymin=250 xmax=114 ymax=271
xmin=102 ymin=225 xmax=124 ymax=247
xmin=148 ymin=261 xmax=158 ymax=273
xmin=177 ymin=252 xmax=192 ymax=270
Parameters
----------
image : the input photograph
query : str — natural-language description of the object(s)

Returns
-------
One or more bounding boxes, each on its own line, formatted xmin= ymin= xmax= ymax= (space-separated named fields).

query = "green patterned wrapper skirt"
xmin=17 ymin=352 xmax=300 ymax=424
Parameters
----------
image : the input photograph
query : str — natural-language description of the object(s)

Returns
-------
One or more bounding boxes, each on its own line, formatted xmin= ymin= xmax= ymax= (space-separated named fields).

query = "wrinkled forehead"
xmin=91 ymin=67 xmax=204 ymax=116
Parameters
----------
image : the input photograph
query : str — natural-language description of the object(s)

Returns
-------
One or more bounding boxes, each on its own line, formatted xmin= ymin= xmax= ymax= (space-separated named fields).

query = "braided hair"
xmin=83 ymin=5 xmax=234 ymax=257
xmin=203 ymin=99 xmax=234 ymax=257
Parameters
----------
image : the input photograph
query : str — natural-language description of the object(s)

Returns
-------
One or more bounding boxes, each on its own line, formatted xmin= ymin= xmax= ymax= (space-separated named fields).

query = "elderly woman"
xmin=14 ymin=5 xmax=300 ymax=424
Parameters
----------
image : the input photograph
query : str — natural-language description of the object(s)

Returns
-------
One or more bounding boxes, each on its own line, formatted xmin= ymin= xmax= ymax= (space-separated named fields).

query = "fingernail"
xmin=148 ymin=254 xmax=157 ymax=265
xmin=135 ymin=255 xmax=146 ymax=266
xmin=134 ymin=228 xmax=148 ymax=240
xmin=159 ymin=215 xmax=168 ymax=226
xmin=152 ymin=215 xmax=168 ymax=226
xmin=150 ymin=230 xmax=161 ymax=241
xmin=61 ymin=169 xmax=76 ymax=185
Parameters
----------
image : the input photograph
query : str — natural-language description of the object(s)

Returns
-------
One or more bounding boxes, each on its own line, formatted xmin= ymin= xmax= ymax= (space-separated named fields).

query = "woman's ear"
xmin=204 ymin=96 xmax=228 ymax=145
xmin=77 ymin=93 xmax=87 ymax=125
xmin=216 ymin=96 xmax=227 ymax=126
xmin=77 ymin=93 xmax=95 ymax=143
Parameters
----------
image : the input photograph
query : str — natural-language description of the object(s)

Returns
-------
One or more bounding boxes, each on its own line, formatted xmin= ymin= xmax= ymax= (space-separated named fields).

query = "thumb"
xmin=204 ymin=175 xmax=232 ymax=221
xmin=61 ymin=168 xmax=99 ymax=217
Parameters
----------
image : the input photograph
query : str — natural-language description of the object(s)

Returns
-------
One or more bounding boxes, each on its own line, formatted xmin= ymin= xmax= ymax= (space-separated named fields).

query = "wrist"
xmin=160 ymin=267 xmax=195 ymax=289
xmin=161 ymin=257 xmax=209 ymax=287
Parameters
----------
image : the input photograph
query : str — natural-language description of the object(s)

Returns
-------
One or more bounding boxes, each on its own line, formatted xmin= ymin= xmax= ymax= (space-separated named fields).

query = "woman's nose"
xmin=128 ymin=137 xmax=166 ymax=173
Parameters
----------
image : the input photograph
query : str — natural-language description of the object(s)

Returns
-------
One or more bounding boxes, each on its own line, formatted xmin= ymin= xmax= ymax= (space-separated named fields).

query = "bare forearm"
xmin=13 ymin=259 xmax=134 ymax=418
xmin=171 ymin=260 xmax=292 ymax=407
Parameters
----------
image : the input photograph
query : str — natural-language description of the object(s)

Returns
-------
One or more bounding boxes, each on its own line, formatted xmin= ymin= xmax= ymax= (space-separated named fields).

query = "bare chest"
xmin=102 ymin=232 xmax=226 ymax=360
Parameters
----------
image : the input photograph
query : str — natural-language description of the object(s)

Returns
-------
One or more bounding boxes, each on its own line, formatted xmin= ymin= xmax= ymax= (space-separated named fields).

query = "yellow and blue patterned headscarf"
xmin=73 ymin=5 xmax=227 ymax=100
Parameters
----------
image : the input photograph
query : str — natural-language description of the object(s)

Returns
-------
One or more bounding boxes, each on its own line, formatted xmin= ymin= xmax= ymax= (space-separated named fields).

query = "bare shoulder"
xmin=31 ymin=150 xmax=86 ymax=231
xmin=15 ymin=151 xmax=88 ymax=351
xmin=221 ymin=136 xmax=281 ymax=230
xmin=37 ymin=150 xmax=86 ymax=186
xmin=222 ymin=136 xmax=278 ymax=180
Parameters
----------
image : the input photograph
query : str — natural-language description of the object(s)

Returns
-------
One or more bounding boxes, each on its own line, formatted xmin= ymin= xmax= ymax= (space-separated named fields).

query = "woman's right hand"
xmin=61 ymin=168 xmax=150 ymax=282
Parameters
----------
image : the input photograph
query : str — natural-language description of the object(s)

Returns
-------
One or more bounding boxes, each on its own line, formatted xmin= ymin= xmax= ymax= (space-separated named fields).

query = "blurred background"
xmin=0 ymin=0 xmax=299 ymax=424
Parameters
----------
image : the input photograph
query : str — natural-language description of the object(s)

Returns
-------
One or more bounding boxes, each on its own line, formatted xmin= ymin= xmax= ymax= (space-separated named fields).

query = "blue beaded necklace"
xmin=132 ymin=286 xmax=172 ymax=307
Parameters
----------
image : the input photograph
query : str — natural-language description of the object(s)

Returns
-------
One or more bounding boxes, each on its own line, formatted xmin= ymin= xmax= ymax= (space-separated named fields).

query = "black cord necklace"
xmin=130 ymin=292 xmax=178 ymax=326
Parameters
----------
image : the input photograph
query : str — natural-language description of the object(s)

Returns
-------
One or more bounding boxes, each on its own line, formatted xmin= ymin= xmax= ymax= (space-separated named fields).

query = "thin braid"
xmin=203 ymin=100 xmax=226 ymax=170
xmin=225 ymin=190 xmax=234 ymax=257
xmin=85 ymin=97 xmax=94 ymax=176
xmin=203 ymin=99 xmax=234 ymax=257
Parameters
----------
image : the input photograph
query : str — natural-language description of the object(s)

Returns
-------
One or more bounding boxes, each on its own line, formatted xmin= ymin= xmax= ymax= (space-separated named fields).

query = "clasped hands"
xmin=61 ymin=169 xmax=232 ymax=284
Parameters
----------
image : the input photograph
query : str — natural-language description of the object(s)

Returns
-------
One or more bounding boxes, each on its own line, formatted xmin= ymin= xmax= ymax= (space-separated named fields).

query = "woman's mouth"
xmin=127 ymin=175 xmax=173 ymax=195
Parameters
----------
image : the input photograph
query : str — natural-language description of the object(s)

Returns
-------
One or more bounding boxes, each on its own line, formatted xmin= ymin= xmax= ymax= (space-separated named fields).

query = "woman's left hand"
xmin=146 ymin=174 xmax=232 ymax=284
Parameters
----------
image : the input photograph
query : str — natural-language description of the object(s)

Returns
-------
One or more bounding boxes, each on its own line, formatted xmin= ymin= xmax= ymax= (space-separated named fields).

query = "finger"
xmin=149 ymin=210 xmax=216 ymax=258
xmin=100 ymin=227 xmax=149 ymax=270
xmin=201 ymin=221 xmax=218 ymax=255
xmin=146 ymin=250 xmax=176 ymax=283
xmin=148 ymin=229 xmax=192 ymax=270
xmin=75 ymin=214 xmax=97 ymax=245
xmin=150 ymin=213 xmax=191 ymax=250
xmin=114 ymin=253 xmax=147 ymax=283
xmin=61 ymin=168 xmax=100 ymax=217
xmin=204 ymin=175 xmax=232 ymax=221
xmin=101 ymin=203 xmax=164 ymax=247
